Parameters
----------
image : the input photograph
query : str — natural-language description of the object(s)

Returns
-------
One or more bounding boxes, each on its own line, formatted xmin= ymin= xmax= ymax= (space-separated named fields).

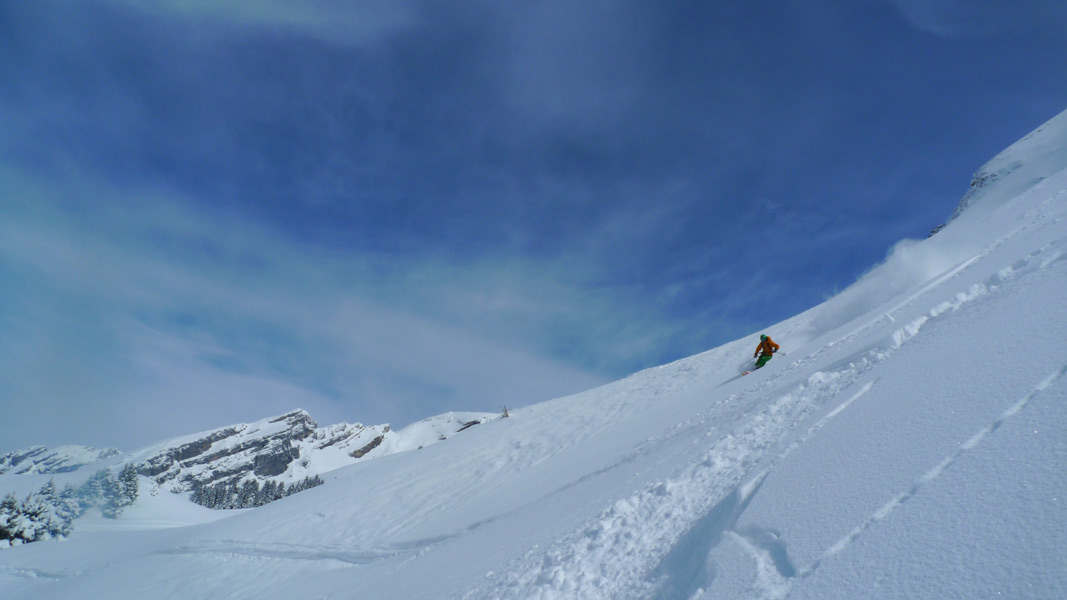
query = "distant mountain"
xmin=1 ymin=409 xmax=497 ymax=515
xmin=0 ymin=409 xmax=497 ymax=548
xmin=0 ymin=445 xmax=121 ymax=475
xmin=128 ymin=408 xmax=497 ymax=504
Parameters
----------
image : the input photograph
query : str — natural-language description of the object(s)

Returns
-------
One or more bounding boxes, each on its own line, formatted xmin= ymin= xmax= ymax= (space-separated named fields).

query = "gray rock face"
xmin=950 ymin=108 xmax=1067 ymax=223
xmin=134 ymin=410 xmax=333 ymax=492
xmin=350 ymin=428 xmax=389 ymax=459
xmin=3 ymin=408 xmax=496 ymax=513
xmin=951 ymin=162 xmax=1019 ymax=221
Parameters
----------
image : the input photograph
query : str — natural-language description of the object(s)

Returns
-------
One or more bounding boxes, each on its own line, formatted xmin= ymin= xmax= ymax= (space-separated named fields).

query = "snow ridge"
xmin=952 ymin=107 xmax=1067 ymax=220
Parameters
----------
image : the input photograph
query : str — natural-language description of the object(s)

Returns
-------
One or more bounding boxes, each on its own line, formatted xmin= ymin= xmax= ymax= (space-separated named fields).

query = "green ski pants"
xmin=755 ymin=354 xmax=773 ymax=369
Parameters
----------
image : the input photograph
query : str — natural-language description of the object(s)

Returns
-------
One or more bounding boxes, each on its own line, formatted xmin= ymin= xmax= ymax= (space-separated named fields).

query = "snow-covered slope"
xmin=953 ymin=106 xmax=1067 ymax=221
xmin=1 ymin=108 xmax=1065 ymax=599
xmin=0 ymin=446 xmax=120 ymax=476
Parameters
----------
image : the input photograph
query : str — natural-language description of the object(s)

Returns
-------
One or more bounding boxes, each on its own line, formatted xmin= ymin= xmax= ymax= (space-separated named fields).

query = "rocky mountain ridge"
xmin=134 ymin=409 xmax=345 ymax=493
xmin=0 ymin=445 xmax=121 ymax=476
xmin=2 ymin=409 xmax=497 ymax=505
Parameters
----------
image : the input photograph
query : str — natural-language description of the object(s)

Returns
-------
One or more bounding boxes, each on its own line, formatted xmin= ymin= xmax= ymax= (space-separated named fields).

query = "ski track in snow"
xmin=0 ymin=564 xmax=84 ymax=582
xmin=466 ymin=226 xmax=1067 ymax=600
xmin=158 ymin=539 xmax=408 ymax=567
xmin=795 ymin=363 xmax=1067 ymax=587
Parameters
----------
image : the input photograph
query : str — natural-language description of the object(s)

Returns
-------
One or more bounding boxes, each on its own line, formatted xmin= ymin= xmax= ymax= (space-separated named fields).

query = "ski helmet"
xmin=760 ymin=334 xmax=768 ymax=340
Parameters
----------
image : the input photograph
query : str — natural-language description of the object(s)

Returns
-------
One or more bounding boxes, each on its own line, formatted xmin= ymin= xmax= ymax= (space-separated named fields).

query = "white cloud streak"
xmin=885 ymin=0 xmax=1067 ymax=39
xmin=0 ymin=166 xmax=624 ymax=453
xmin=100 ymin=0 xmax=420 ymax=45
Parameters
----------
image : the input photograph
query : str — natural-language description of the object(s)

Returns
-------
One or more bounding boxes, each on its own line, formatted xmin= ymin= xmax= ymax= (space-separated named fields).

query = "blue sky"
xmin=1 ymin=0 xmax=1065 ymax=454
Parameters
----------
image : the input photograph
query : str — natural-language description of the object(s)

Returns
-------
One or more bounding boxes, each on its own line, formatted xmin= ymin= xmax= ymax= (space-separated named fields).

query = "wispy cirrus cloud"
xmin=99 ymin=0 xmax=420 ymax=45
xmin=1 ymin=166 xmax=677 ymax=452
xmin=885 ymin=0 xmax=1067 ymax=38
xmin=5 ymin=0 xmax=1066 ymax=457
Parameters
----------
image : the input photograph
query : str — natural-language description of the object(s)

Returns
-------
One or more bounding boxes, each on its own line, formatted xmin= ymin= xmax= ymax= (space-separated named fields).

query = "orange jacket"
xmin=754 ymin=337 xmax=780 ymax=358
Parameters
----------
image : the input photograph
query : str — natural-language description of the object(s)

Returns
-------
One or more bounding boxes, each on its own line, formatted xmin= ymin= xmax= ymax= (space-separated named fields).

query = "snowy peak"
xmin=133 ymin=409 xmax=378 ymax=493
xmin=126 ymin=408 xmax=499 ymax=500
xmin=383 ymin=411 xmax=499 ymax=454
xmin=0 ymin=408 xmax=500 ymax=546
xmin=1 ymin=408 xmax=500 ymax=504
xmin=0 ymin=445 xmax=121 ymax=475
xmin=954 ymin=107 xmax=1067 ymax=220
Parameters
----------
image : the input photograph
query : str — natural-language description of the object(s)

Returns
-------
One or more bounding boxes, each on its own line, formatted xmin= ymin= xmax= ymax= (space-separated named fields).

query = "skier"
xmin=752 ymin=334 xmax=780 ymax=370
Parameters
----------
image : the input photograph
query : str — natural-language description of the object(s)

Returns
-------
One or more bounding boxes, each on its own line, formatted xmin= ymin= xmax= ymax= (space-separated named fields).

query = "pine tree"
xmin=0 ymin=475 xmax=117 ymax=547
xmin=201 ymin=483 xmax=219 ymax=509
xmin=54 ymin=485 xmax=81 ymax=536
xmin=272 ymin=481 xmax=287 ymax=501
xmin=257 ymin=480 xmax=276 ymax=506
xmin=214 ymin=483 xmax=228 ymax=509
xmin=101 ymin=474 xmax=121 ymax=518
xmin=227 ymin=481 xmax=240 ymax=509
xmin=1 ymin=482 xmax=83 ymax=546
xmin=19 ymin=492 xmax=48 ymax=542
xmin=190 ymin=484 xmax=203 ymax=506
xmin=3 ymin=493 xmax=34 ymax=545
xmin=0 ymin=493 xmax=20 ymax=543
xmin=36 ymin=480 xmax=66 ymax=538
xmin=213 ymin=483 xmax=227 ymax=509
xmin=237 ymin=479 xmax=259 ymax=508
xmin=118 ymin=464 xmax=139 ymax=505
xmin=78 ymin=469 xmax=109 ymax=512
xmin=101 ymin=466 xmax=137 ymax=518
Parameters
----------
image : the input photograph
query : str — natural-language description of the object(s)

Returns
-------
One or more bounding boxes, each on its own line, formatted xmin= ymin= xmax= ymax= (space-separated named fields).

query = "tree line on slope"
xmin=0 ymin=464 xmax=139 ymax=548
xmin=190 ymin=474 xmax=324 ymax=510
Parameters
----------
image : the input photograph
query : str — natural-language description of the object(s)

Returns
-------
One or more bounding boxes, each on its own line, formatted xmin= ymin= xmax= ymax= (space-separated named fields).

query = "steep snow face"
xmin=0 ymin=446 xmax=120 ymax=476
xmin=0 ymin=111 xmax=1065 ymax=599
xmin=953 ymin=107 xmax=1067 ymax=220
